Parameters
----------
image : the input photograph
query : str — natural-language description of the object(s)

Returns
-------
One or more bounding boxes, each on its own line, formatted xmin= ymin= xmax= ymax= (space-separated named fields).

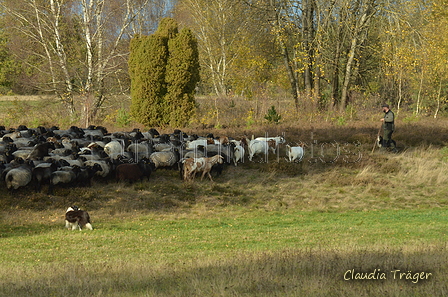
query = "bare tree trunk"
xmin=314 ymin=64 xmax=321 ymax=108
xmin=271 ymin=0 xmax=300 ymax=112
xmin=80 ymin=0 xmax=151 ymax=125
xmin=302 ymin=0 xmax=314 ymax=96
xmin=397 ymin=69 xmax=403 ymax=116
xmin=339 ymin=1 xmax=376 ymax=112
xmin=415 ymin=66 xmax=424 ymax=115
xmin=340 ymin=35 xmax=358 ymax=112
xmin=331 ymin=42 xmax=341 ymax=108
xmin=280 ymin=39 xmax=300 ymax=112
xmin=434 ymin=79 xmax=442 ymax=119
xmin=49 ymin=0 xmax=75 ymax=115
xmin=81 ymin=0 xmax=95 ymax=126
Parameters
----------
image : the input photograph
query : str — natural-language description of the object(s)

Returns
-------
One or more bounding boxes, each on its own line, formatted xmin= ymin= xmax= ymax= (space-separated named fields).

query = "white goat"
xmin=183 ymin=155 xmax=223 ymax=181
xmin=233 ymin=144 xmax=245 ymax=166
xmin=185 ymin=139 xmax=208 ymax=150
xmin=248 ymin=139 xmax=276 ymax=161
xmin=181 ymin=157 xmax=204 ymax=181
xmin=254 ymin=136 xmax=286 ymax=146
xmin=286 ymin=144 xmax=304 ymax=162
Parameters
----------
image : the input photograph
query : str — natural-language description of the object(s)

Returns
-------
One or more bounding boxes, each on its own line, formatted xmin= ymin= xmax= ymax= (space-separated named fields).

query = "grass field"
xmin=0 ymin=96 xmax=448 ymax=296
xmin=1 ymin=208 xmax=448 ymax=296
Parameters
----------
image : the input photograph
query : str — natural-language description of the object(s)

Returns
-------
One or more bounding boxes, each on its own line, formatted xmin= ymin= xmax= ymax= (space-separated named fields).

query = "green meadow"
xmin=1 ymin=208 xmax=448 ymax=296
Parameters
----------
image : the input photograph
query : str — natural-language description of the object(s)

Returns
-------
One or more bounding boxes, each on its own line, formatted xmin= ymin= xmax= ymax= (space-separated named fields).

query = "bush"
xmin=264 ymin=105 xmax=281 ymax=124
xmin=116 ymin=108 xmax=131 ymax=127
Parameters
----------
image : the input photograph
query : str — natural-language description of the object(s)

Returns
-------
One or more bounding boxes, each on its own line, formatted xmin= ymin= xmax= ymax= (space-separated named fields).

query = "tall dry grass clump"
xmin=393 ymin=147 xmax=448 ymax=185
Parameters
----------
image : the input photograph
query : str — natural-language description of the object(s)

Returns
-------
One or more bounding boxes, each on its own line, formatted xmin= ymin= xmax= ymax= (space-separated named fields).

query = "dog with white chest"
xmin=65 ymin=206 xmax=93 ymax=231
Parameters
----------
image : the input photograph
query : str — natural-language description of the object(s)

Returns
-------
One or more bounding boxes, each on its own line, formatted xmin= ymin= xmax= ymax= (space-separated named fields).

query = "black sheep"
xmin=28 ymin=142 xmax=56 ymax=160
xmin=148 ymin=128 xmax=160 ymax=138
xmin=32 ymin=162 xmax=58 ymax=192
xmin=76 ymin=163 xmax=103 ymax=186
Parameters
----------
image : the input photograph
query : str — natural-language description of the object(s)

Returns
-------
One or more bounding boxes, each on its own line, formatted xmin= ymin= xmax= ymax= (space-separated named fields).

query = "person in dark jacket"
xmin=380 ymin=104 xmax=397 ymax=152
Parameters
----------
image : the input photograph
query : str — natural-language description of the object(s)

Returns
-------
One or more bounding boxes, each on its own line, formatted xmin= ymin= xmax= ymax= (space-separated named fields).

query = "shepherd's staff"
xmin=371 ymin=124 xmax=383 ymax=153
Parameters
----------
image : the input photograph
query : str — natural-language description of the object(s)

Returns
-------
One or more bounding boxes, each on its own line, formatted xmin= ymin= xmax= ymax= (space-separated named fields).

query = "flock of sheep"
xmin=0 ymin=125 xmax=303 ymax=194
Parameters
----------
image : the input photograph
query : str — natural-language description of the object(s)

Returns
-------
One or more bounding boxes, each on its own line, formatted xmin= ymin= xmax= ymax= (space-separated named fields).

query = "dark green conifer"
xmin=165 ymin=28 xmax=200 ymax=126
xmin=129 ymin=18 xmax=199 ymax=127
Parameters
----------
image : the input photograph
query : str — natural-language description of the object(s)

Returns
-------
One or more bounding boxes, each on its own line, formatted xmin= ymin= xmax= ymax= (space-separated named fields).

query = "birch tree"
xmin=1 ymin=0 xmax=166 ymax=126
xmin=177 ymin=0 xmax=263 ymax=96
xmin=2 ymin=0 xmax=78 ymax=112
xmin=338 ymin=0 xmax=377 ymax=112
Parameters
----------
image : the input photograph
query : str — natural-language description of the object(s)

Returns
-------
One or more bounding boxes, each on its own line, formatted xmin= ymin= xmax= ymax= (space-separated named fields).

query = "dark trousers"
xmin=383 ymin=129 xmax=395 ymax=148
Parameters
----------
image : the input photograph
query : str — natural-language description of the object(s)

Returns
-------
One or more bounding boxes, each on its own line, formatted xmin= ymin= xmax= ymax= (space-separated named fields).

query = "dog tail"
xmin=84 ymin=223 xmax=93 ymax=230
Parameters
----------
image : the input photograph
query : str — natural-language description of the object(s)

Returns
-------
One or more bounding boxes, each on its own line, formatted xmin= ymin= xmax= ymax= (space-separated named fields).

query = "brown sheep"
xmin=115 ymin=160 xmax=155 ymax=183
xmin=115 ymin=163 xmax=144 ymax=182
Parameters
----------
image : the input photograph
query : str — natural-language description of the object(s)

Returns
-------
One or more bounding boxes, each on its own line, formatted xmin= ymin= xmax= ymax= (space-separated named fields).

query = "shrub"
xmin=264 ymin=105 xmax=281 ymax=124
xmin=116 ymin=108 xmax=131 ymax=127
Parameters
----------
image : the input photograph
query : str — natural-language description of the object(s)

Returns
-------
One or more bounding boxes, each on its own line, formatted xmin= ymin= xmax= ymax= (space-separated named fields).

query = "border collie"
xmin=65 ymin=206 xmax=93 ymax=231
xmin=377 ymin=135 xmax=397 ymax=149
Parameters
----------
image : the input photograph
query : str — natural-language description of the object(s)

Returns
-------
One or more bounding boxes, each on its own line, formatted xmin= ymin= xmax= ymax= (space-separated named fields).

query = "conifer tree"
xmin=165 ymin=28 xmax=200 ymax=126
xmin=129 ymin=34 xmax=168 ymax=127
xmin=129 ymin=18 xmax=199 ymax=127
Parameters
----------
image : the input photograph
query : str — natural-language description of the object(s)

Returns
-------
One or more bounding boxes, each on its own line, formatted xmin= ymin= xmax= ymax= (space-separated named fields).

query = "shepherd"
xmin=379 ymin=103 xmax=397 ymax=153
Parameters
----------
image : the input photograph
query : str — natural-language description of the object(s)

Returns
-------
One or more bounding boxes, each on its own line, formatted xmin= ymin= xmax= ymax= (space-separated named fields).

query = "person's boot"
xmin=390 ymin=144 xmax=398 ymax=153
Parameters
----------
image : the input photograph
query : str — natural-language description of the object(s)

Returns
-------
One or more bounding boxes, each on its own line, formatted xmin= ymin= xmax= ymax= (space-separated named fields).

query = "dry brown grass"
xmin=1 ymin=143 xmax=447 ymax=214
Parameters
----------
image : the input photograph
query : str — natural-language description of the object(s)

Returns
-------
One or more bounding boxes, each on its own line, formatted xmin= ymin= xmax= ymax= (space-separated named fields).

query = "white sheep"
xmin=12 ymin=148 xmax=34 ymax=159
xmin=127 ymin=142 xmax=153 ymax=161
xmin=183 ymin=150 xmax=205 ymax=159
xmin=153 ymin=143 xmax=173 ymax=152
xmin=49 ymin=167 xmax=77 ymax=185
xmin=48 ymin=166 xmax=79 ymax=194
xmin=103 ymin=140 xmax=124 ymax=157
xmin=1 ymin=131 xmax=22 ymax=141
xmin=149 ymin=149 xmax=180 ymax=169
xmin=5 ymin=162 xmax=34 ymax=190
